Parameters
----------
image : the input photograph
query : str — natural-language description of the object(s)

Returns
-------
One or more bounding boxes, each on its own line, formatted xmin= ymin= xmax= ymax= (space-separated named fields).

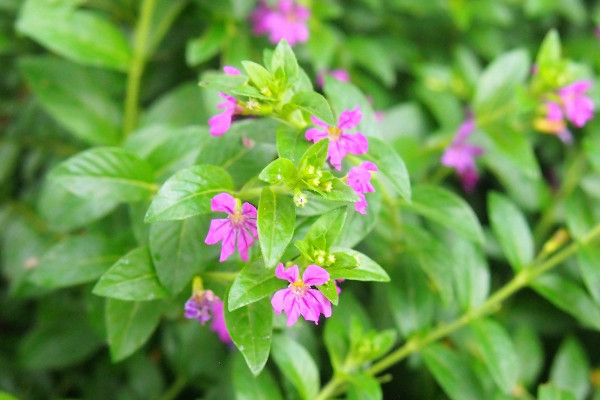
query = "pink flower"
xmin=347 ymin=161 xmax=378 ymax=214
xmin=334 ymin=279 xmax=345 ymax=295
xmin=271 ymin=264 xmax=332 ymax=326
xmin=305 ymin=106 xmax=368 ymax=170
xmin=317 ymin=69 xmax=350 ymax=88
xmin=557 ymin=81 xmax=594 ymax=128
xmin=545 ymin=101 xmax=573 ymax=143
xmin=205 ymin=193 xmax=258 ymax=262
xmin=209 ymin=299 xmax=232 ymax=344
xmin=208 ymin=66 xmax=242 ymax=136
xmin=250 ymin=0 xmax=310 ymax=46
xmin=184 ymin=289 xmax=218 ymax=323
xmin=441 ymin=116 xmax=484 ymax=192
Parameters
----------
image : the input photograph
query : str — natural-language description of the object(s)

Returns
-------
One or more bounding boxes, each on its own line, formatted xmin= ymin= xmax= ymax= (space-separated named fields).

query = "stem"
xmin=314 ymin=222 xmax=600 ymax=399
xmin=158 ymin=376 xmax=187 ymax=400
xmin=123 ymin=0 xmax=158 ymax=137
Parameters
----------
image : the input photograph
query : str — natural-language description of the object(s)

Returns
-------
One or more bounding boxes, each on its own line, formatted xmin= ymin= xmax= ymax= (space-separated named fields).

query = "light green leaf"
xmin=290 ymin=91 xmax=336 ymax=126
xmin=228 ymin=261 xmax=285 ymax=311
xmin=145 ymin=165 xmax=234 ymax=222
xmin=319 ymin=178 xmax=361 ymax=203
xmin=363 ymin=137 xmax=411 ymax=201
xmin=233 ymin=354 xmax=284 ymax=400
xmin=538 ymin=384 xmax=578 ymax=400
xmin=550 ymin=336 xmax=590 ymax=400
xmin=298 ymin=139 xmax=329 ymax=173
xmin=347 ymin=374 xmax=383 ymax=400
xmin=404 ymin=185 xmax=484 ymax=243
xmin=305 ymin=207 xmax=347 ymax=250
xmin=270 ymin=39 xmax=299 ymax=83
xmin=106 ymin=299 xmax=163 ymax=362
xmin=50 ymin=147 xmax=156 ymax=203
xmin=257 ymin=187 xmax=296 ymax=269
xmin=488 ymin=192 xmax=534 ymax=270
xmin=317 ymin=279 xmax=339 ymax=306
xmin=470 ymin=318 xmax=519 ymax=394
xmin=276 ymin=124 xmax=311 ymax=163
xmin=224 ymin=296 xmax=273 ymax=376
xmin=271 ymin=335 xmax=319 ymax=400
xmin=513 ymin=325 xmax=544 ymax=387
xmin=93 ymin=246 xmax=168 ymax=301
xmin=329 ymin=248 xmax=389 ymax=282
xmin=259 ymin=158 xmax=297 ymax=185
xmin=186 ymin=23 xmax=226 ymax=66
xmin=450 ymin=238 xmax=489 ymax=311
xmin=17 ymin=0 xmax=132 ymax=71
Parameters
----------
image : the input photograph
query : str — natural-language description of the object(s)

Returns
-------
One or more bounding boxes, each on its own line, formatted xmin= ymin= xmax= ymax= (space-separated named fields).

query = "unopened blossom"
xmin=205 ymin=193 xmax=258 ymax=262
xmin=441 ymin=116 xmax=484 ymax=192
xmin=317 ymin=69 xmax=350 ymax=87
xmin=305 ymin=106 xmax=368 ymax=170
xmin=346 ymin=161 xmax=378 ymax=214
xmin=208 ymin=66 xmax=242 ymax=136
xmin=271 ymin=264 xmax=332 ymax=326
xmin=250 ymin=0 xmax=310 ymax=46
xmin=184 ymin=281 xmax=231 ymax=344
xmin=557 ymin=81 xmax=594 ymax=127
xmin=536 ymin=101 xmax=573 ymax=144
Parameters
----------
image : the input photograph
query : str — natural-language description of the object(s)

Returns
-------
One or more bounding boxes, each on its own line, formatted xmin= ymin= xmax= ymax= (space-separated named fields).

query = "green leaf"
xmin=199 ymin=70 xmax=248 ymax=93
xmin=318 ymin=279 xmax=339 ymax=306
xmin=50 ymin=147 xmax=156 ymax=203
xmin=259 ymin=158 xmax=298 ymax=185
xmin=19 ymin=56 xmax=122 ymax=145
xmin=242 ymin=60 xmax=273 ymax=90
xmin=422 ymin=343 xmax=486 ymax=400
xmin=450 ymin=238 xmax=489 ymax=311
xmin=224 ymin=296 xmax=273 ymax=376
xmin=336 ymin=191 xmax=382 ymax=248
xmin=271 ymin=335 xmax=319 ymax=400
xmin=488 ymin=192 xmax=534 ymax=270
xmin=470 ymin=318 xmax=519 ymax=394
xmin=149 ymin=215 xmax=218 ymax=296
xmin=363 ymin=137 xmax=411 ymax=201
xmin=575 ymin=245 xmax=600 ymax=305
xmin=276 ymin=124 xmax=311 ymax=163
xmin=228 ymin=261 xmax=286 ymax=311
xmin=106 ymin=298 xmax=163 ymax=362
xmin=538 ymin=384 xmax=578 ymax=400
xmin=550 ymin=336 xmax=590 ymax=400
xmin=0 ymin=392 xmax=21 ymax=400
xmin=535 ymin=29 xmax=561 ymax=71
xmin=232 ymin=354 xmax=284 ymax=400
xmin=145 ymin=165 xmax=234 ymax=222
xmin=270 ymin=39 xmax=299 ymax=83
xmin=347 ymin=374 xmax=383 ymax=400
xmin=513 ymin=325 xmax=544 ymax=387
xmin=329 ymin=248 xmax=389 ymax=282
xmin=533 ymin=273 xmax=600 ymax=331
xmin=298 ymin=139 xmax=329 ymax=173
xmin=473 ymin=49 xmax=530 ymax=115
xmin=257 ymin=187 xmax=296 ymax=269
xmin=319 ymin=178 xmax=361 ymax=203
xmin=16 ymin=0 xmax=132 ymax=71
xmin=404 ymin=185 xmax=484 ymax=243
xmin=93 ymin=246 xmax=168 ymax=301
xmin=305 ymin=207 xmax=347 ymax=250
xmin=347 ymin=36 xmax=395 ymax=86
xmin=290 ymin=91 xmax=336 ymax=126
xmin=28 ymin=233 xmax=123 ymax=289
xmin=185 ymin=22 xmax=226 ymax=66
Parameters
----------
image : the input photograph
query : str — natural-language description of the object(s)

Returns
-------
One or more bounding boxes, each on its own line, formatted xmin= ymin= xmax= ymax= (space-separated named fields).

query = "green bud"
xmin=321 ymin=181 xmax=333 ymax=192
xmin=294 ymin=190 xmax=308 ymax=207
xmin=326 ymin=254 xmax=336 ymax=265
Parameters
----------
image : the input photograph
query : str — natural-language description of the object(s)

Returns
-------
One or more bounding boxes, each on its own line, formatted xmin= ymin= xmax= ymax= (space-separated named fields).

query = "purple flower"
xmin=205 ymin=193 xmax=258 ymax=262
xmin=208 ymin=66 xmax=243 ymax=136
xmin=250 ymin=0 xmax=310 ymax=46
xmin=441 ymin=116 xmax=484 ymax=192
xmin=209 ymin=299 xmax=232 ymax=344
xmin=305 ymin=106 xmax=368 ymax=170
xmin=317 ymin=69 xmax=350 ymax=88
xmin=346 ymin=161 xmax=378 ymax=214
xmin=271 ymin=264 xmax=332 ymax=326
xmin=557 ymin=81 xmax=594 ymax=128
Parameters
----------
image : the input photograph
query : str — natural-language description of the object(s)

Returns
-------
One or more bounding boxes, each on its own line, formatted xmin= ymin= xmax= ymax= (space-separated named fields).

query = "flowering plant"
xmin=2 ymin=1 xmax=600 ymax=400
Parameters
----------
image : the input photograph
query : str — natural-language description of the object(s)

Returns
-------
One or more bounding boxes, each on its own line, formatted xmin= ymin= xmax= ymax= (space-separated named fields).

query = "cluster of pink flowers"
xmin=208 ymin=67 xmax=243 ymax=137
xmin=250 ymin=0 xmax=310 ymax=46
xmin=184 ymin=286 xmax=231 ymax=343
xmin=539 ymin=81 xmax=595 ymax=143
xmin=441 ymin=114 xmax=484 ymax=192
xmin=346 ymin=161 xmax=378 ymax=214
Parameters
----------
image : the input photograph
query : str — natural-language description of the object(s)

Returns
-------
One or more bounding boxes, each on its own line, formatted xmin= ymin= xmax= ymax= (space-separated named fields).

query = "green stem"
xmin=314 ymin=222 xmax=600 ymax=399
xmin=158 ymin=376 xmax=187 ymax=400
xmin=123 ymin=0 xmax=158 ymax=137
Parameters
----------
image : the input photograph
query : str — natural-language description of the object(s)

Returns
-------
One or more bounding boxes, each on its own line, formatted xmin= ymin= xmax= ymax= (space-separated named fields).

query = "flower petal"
xmin=219 ymin=228 xmax=236 ymax=262
xmin=341 ymin=132 xmax=368 ymax=155
xmin=338 ymin=106 xmax=362 ymax=130
xmin=275 ymin=264 xmax=299 ymax=283
xmin=302 ymin=264 xmax=330 ymax=286
xmin=242 ymin=202 xmax=257 ymax=218
xmin=308 ymin=289 xmax=332 ymax=319
xmin=305 ymin=127 xmax=328 ymax=143
xmin=223 ymin=66 xmax=241 ymax=75
xmin=204 ymin=218 xmax=231 ymax=245
xmin=211 ymin=193 xmax=236 ymax=214
xmin=271 ymin=288 xmax=289 ymax=313
xmin=311 ymin=115 xmax=330 ymax=129
xmin=237 ymin=228 xmax=255 ymax=261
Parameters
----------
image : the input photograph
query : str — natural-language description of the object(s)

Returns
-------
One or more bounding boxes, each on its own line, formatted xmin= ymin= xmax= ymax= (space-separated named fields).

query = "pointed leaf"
xmin=363 ymin=137 xmax=411 ymax=201
xmin=290 ymin=91 xmax=336 ymax=126
xmin=228 ymin=261 xmax=286 ymax=311
xmin=271 ymin=335 xmax=319 ymax=400
xmin=257 ymin=187 xmax=296 ymax=269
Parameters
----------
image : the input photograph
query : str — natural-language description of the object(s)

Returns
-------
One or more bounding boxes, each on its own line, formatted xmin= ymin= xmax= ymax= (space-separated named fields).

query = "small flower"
xmin=317 ymin=69 xmax=350 ymax=87
xmin=208 ymin=66 xmax=243 ymax=137
xmin=441 ymin=115 xmax=484 ymax=192
xmin=557 ymin=81 xmax=594 ymax=128
xmin=205 ymin=193 xmax=258 ymax=262
xmin=271 ymin=264 xmax=332 ymax=326
xmin=250 ymin=0 xmax=310 ymax=46
xmin=305 ymin=106 xmax=368 ymax=170
xmin=209 ymin=299 xmax=232 ymax=344
xmin=346 ymin=161 xmax=378 ymax=214
xmin=536 ymin=101 xmax=573 ymax=144
xmin=184 ymin=279 xmax=232 ymax=344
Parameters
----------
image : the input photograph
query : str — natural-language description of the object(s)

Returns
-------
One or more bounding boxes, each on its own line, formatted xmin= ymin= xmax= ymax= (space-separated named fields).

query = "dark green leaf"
xmin=224 ymin=296 xmax=273 ymax=376
xmin=228 ymin=261 xmax=286 ymax=311
xmin=470 ymin=319 xmax=519 ymax=394
xmin=271 ymin=335 xmax=319 ymax=400
xmin=347 ymin=36 xmax=395 ymax=86
xmin=259 ymin=158 xmax=297 ymax=185
xmin=404 ymin=185 xmax=484 ymax=243
xmin=550 ymin=336 xmax=590 ymax=400
xmin=363 ymin=137 xmax=411 ymax=201
xmin=329 ymin=248 xmax=389 ymax=282
xmin=145 ymin=165 xmax=234 ymax=222
xmin=450 ymin=238 xmax=489 ymax=311
xmin=257 ymin=187 xmax=296 ymax=269
xmin=488 ymin=192 xmax=534 ymax=270
xmin=347 ymin=374 xmax=383 ymax=400
xmin=93 ymin=246 xmax=168 ymax=301
xmin=290 ymin=91 xmax=336 ymax=126
xmin=233 ymin=354 xmax=284 ymax=400
xmin=50 ymin=147 xmax=156 ymax=203
xmin=513 ymin=325 xmax=544 ymax=387
xmin=106 ymin=299 xmax=163 ymax=362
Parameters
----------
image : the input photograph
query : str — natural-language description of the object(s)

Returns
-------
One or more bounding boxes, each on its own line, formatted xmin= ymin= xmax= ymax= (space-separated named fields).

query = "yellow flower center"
xmin=290 ymin=279 xmax=308 ymax=297
xmin=229 ymin=210 xmax=246 ymax=228
xmin=327 ymin=126 xmax=342 ymax=141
